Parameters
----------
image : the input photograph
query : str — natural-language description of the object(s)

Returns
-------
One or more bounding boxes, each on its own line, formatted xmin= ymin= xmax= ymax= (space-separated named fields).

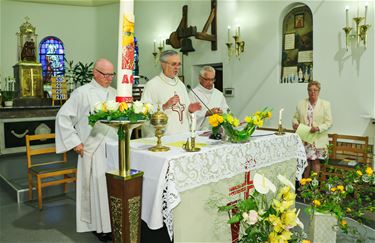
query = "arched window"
xmin=39 ymin=36 xmax=65 ymax=82
xmin=281 ymin=4 xmax=313 ymax=83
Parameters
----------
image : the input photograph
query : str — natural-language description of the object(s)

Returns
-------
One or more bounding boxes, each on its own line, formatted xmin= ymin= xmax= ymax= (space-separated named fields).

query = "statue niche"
xmin=21 ymin=39 xmax=36 ymax=62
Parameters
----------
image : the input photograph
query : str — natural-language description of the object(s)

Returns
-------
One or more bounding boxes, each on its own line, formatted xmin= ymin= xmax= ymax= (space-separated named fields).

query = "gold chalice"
xmin=149 ymin=107 xmax=170 ymax=152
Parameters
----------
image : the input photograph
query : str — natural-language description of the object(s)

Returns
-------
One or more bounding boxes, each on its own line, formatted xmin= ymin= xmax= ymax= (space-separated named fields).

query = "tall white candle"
xmin=227 ymin=26 xmax=231 ymax=42
xmin=191 ymin=113 xmax=196 ymax=137
xmin=278 ymin=108 xmax=284 ymax=125
xmin=364 ymin=3 xmax=368 ymax=25
xmin=191 ymin=113 xmax=196 ymax=131
xmin=153 ymin=40 xmax=156 ymax=52
xmin=237 ymin=25 xmax=240 ymax=37
xmin=345 ymin=6 xmax=349 ymax=27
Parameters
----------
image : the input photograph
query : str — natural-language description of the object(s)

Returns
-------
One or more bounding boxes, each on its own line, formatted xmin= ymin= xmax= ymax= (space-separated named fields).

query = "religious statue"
xmin=21 ymin=39 xmax=36 ymax=62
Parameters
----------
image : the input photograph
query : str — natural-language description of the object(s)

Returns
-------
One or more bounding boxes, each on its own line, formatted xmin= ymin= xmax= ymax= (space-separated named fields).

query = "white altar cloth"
xmin=106 ymin=130 xmax=307 ymax=239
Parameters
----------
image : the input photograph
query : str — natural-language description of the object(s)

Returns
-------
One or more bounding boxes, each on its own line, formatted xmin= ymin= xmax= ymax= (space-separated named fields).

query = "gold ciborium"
xmin=149 ymin=107 xmax=170 ymax=152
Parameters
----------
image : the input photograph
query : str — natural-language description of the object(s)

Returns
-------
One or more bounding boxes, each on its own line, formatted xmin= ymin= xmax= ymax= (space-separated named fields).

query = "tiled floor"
xmin=1 ymin=185 xmax=374 ymax=243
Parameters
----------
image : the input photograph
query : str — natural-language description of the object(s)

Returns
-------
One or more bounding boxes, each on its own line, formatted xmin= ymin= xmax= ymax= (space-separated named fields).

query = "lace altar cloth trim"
xmin=162 ymin=133 xmax=307 ymax=239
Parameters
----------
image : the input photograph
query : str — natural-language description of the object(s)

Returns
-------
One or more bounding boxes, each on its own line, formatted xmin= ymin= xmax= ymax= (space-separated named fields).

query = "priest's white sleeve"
xmin=55 ymin=92 xmax=83 ymax=154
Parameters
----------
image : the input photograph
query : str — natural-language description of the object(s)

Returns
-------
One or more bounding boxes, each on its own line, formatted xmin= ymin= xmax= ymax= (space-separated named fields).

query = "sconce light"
xmin=343 ymin=3 xmax=371 ymax=51
xmin=152 ymin=39 xmax=165 ymax=63
xmin=226 ymin=25 xmax=245 ymax=59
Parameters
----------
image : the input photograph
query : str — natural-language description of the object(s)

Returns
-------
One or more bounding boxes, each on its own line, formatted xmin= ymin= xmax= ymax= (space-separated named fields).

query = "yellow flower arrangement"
xmin=209 ymin=107 xmax=272 ymax=143
xmin=219 ymin=174 xmax=307 ymax=243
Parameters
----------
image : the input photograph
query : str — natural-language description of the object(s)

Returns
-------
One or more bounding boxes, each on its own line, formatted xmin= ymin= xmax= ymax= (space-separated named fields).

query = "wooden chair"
xmin=26 ymin=133 xmax=77 ymax=209
xmin=321 ymin=134 xmax=369 ymax=181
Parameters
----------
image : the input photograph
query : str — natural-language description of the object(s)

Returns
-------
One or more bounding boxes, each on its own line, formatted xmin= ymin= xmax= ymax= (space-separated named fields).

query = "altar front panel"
xmin=107 ymin=131 xmax=307 ymax=241
xmin=173 ymin=159 xmax=296 ymax=243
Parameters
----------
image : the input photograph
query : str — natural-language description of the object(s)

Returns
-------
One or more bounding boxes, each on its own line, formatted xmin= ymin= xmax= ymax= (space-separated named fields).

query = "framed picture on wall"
xmin=294 ymin=13 xmax=304 ymax=28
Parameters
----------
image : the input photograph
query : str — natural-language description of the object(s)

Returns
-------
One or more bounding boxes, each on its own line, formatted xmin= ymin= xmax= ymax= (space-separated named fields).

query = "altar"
xmin=106 ymin=130 xmax=307 ymax=242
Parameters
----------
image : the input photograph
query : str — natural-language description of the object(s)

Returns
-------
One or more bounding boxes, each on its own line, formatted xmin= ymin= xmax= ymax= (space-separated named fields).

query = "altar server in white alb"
xmin=141 ymin=50 xmax=201 ymax=137
xmin=189 ymin=66 xmax=229 ymax=130
xmin=55 ymin=58 xmax=116 ymax=241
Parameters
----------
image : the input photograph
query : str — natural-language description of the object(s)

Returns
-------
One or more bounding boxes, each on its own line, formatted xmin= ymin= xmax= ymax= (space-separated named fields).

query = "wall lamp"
xmin=226 ymin=25 xmax=245 ymax=59
xmin=343 ymin=3 xmax=371 ymax=50
xmin=152 ymin=39 xmax=165 ymax=64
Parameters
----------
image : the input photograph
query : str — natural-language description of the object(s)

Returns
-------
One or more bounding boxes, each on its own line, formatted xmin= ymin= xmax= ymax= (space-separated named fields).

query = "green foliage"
xmin=1 ymin=91 xmax=16 ymax=101
xmin=64 ymin=58 xmax=93 ymax=85
xmin=299 ymin=166 xmax=375 ymax=238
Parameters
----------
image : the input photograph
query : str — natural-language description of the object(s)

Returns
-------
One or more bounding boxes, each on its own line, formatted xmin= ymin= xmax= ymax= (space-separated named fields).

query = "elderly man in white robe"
xmin=141 ymin=50 xmax=201 ymax=137
xmin=189 ymin=66 xmax=229 ymax=130
xmin=55 ymin=58 xmax=117 ymax=242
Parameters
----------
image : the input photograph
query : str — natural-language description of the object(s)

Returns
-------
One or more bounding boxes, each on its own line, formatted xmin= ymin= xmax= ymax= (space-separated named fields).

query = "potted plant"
xmin=299 ymin=166 xmax=374 ymax=242
xmin=64 ymin=59 xmax=93 ymax=88
xmin=73 ymin=61 xmax=93 ymax=86
xmin=2 ymin=91 xmax=16 ymax=107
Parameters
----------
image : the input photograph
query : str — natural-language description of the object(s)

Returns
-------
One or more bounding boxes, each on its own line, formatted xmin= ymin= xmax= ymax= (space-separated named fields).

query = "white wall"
xmin=134 ymin=0 xmax=374 ymax=142
xmin=96 ymin=3 xmax=119 ymax=70
xmin=0 ymin=0 xmax=373 ymax=142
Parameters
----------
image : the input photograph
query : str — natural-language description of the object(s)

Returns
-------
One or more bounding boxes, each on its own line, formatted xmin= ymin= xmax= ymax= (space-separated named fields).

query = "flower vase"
xmin=309 ymin=212 xmax=337 ymax=243
xmin=223 ymin=125 xmax=256 ymax=143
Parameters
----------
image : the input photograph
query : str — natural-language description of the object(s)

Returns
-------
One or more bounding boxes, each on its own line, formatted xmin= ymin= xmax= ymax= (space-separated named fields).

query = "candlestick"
xmin=227 ymin=26 xmax=231 ymax=42
xmin=345 ymin=6 xmax=349 ymax=27
xmin=153 ymin=40 xmax=156 ymax=52
xmin=364 ymin=4 xmax=368 ymax=25
xmin=278 ymin=108 xmax=284 ymax=125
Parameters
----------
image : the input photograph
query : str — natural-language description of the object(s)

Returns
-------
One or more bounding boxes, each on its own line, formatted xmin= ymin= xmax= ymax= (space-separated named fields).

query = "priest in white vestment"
xmin=189 ymin=66 xmax=229 ymax=131
xmin=141 ymin=50 xmax=201 ymax=137
xmin=55 ymin=59 xmax=117 ymax=239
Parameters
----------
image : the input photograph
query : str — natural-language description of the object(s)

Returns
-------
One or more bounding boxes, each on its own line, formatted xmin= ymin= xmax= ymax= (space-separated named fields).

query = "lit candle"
xmin=364 ymin=3 xmax=368 ymax=25
xmin=278 ymin=108 xmax=284 ymax=126
xmin=345 ymin=6 xmax=349 ymax=27
xmin=153 ymin=39 xmax=156 ymax=52
xmin=191 ymin=113 xmax=196 ymax=137
xmin=227 ymin=26 xmax=231 ymax=42
xmin=237 ymin=25 xmax=240 ymax=37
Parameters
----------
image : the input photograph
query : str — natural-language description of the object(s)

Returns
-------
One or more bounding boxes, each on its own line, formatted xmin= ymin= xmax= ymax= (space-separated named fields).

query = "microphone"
xmin=186 ymin=84 xmax=213 ymax=115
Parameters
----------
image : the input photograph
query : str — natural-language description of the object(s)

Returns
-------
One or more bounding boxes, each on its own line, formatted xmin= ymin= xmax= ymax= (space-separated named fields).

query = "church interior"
xmin=0 ymin=0 xmax=374 ymax=242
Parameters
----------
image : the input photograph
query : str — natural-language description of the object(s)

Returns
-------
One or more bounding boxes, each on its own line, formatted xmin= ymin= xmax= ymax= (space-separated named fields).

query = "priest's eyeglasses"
xmin=163 ymin=61 xmax=182 ymax=67
xmin=96 ymin=69 xmax=116 ymax=78
xmin=200 ymin=76 xmax=216 ymax=82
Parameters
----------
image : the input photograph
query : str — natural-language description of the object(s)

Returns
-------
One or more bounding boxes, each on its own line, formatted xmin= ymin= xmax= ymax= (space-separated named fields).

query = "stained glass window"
xmin=39 ymin=36 xmax=65 ymax=82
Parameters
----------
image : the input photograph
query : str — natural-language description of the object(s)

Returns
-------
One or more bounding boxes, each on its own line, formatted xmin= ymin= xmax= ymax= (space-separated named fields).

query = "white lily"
xmin=133 ymin=101 xmax=144 ymax=114
xmin=94 ymin=102 xmax=103 ymax=112
xmin=277 ymin=174 xmax=295 ymax=191
xmin=106 ymin=100 xmax=119 ymax=112
xmin=296 ymin=209 xmax=304 ymax=229
xmin=254 ymin=173 xmax=276 ymax=194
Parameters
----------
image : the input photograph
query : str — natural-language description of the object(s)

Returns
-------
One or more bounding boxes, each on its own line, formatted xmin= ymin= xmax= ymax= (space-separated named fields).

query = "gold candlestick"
xmin=182 ymin=136 xmax=201 ymax=152
xmin=274 ymin=124 xmax=285 ymax=135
